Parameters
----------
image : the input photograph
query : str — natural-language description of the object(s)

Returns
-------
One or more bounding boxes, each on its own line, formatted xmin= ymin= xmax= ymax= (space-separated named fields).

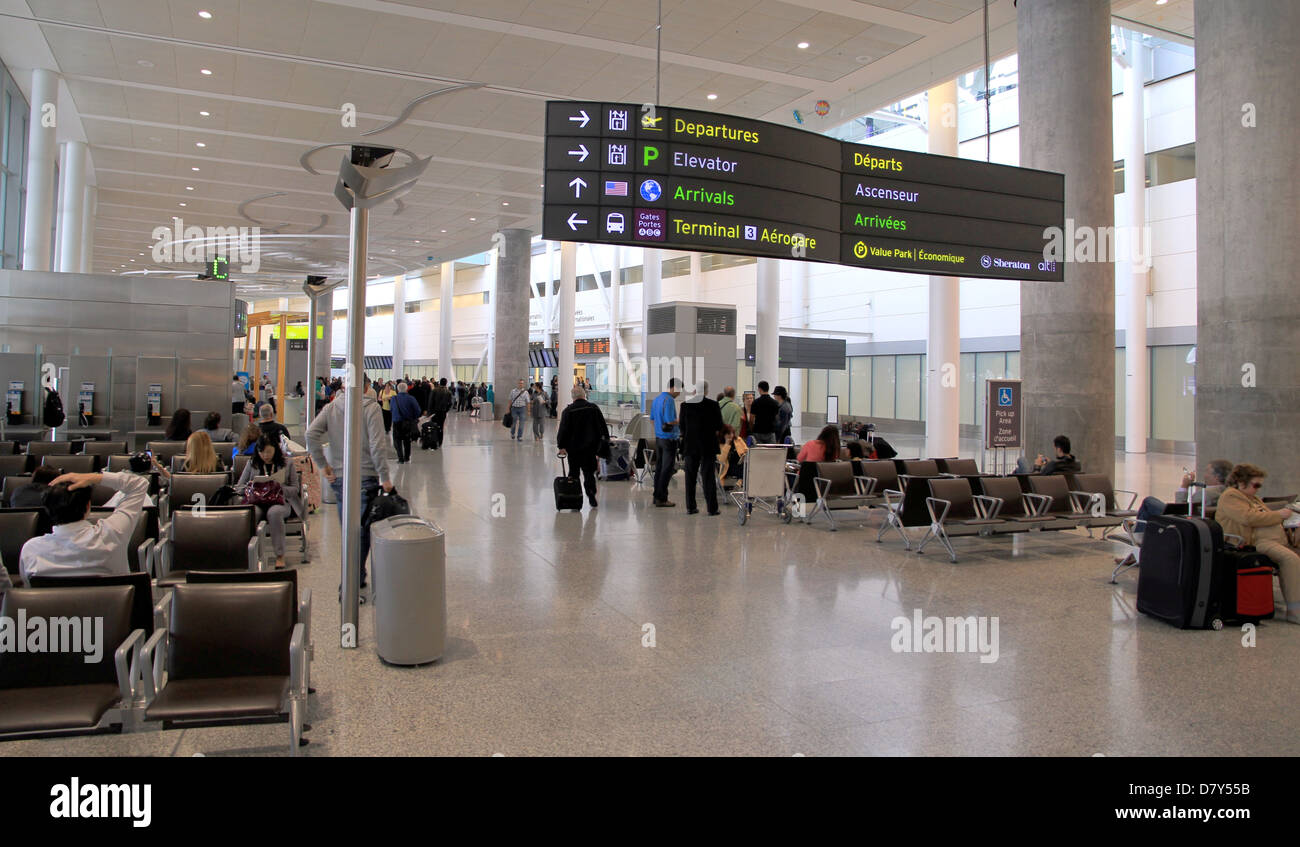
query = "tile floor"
xmin=6 ymin=415 xmax=1297 ymax=757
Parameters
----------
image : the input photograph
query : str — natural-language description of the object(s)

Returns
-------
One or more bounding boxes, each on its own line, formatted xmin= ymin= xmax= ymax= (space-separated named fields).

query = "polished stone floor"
xmin=6 ymin=414 xmax=1298 ymax=757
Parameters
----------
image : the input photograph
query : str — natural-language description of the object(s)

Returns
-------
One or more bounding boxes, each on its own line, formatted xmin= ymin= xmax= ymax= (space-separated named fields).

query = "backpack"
xmin=362 ymin=488 xmax=410 ymax=528
xmin=43 ymin=387 xmax=65 ymax=427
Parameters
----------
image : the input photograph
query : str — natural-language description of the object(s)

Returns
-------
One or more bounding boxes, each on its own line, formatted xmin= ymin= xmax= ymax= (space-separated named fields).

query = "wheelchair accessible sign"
xmin=984 ymin=379 xmax=1022 ymax=449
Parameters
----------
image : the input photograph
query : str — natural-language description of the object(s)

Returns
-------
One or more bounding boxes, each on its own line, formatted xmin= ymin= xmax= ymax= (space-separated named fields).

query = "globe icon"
xmin=640 ymin=179 xmax=662 ymax=202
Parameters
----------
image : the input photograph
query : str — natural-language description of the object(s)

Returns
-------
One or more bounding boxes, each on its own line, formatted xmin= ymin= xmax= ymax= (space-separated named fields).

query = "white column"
xmin=79 ymin=185 xmax=96 ymax=273
xmin=926 ymin=80 xmax=961 ymax=459
xmin=22 ymin=69 xmax=57 ymax=271
xmin=56 ymin=140 xmax=87 ymax=273
xmin=755 ymin=259 xmax=780 ymax=390
xmin=1123 ymin=32 xmax=1150 ymax=454
xmin=689 ymin=251 xmax=702 ymax=301
xmin=439 ymin=261 xmax=454 ymax=381
xmin=558 ymin=242 xmax=577 ymax=412
xmin=485 ymin=249 xmax=497 ymax=389
xmin=608 ymin=245 xmax=620 ymax=392
xmin=391 ymin=273 xmax=406 ymax=379
xmin=789 ymin=261 xmax=809 ymax=429
xmin=543 ymin=240 xmax=556 ymax=384
xmin=641 ymin=248 xmax=662 ymax=407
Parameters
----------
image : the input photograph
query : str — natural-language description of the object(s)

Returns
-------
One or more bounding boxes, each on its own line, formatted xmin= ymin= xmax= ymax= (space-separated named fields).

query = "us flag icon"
xmin=605 ymin=180 xmax=628 ymax=196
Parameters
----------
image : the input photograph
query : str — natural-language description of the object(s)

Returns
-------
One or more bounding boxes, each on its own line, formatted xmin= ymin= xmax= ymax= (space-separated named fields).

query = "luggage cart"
xmin=729 ymin=445 xmax=794 ymax=526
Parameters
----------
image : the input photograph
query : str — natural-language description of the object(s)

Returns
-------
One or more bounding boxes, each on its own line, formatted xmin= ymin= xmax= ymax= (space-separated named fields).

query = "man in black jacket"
xmin=556 ymin=385 xmax=609 ymax=509
xmin=678 ymin=380 xmax=724 ymax=515
xmin=1031 ymin=434 xmax=1081 ymax=475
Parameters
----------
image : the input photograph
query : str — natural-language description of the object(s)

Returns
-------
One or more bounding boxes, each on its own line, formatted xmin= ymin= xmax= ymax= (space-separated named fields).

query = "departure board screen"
xmin=574 ymin=337 xmax=610 ymax=356
xmin=542 ymin=101 xmax=1065 ymax=282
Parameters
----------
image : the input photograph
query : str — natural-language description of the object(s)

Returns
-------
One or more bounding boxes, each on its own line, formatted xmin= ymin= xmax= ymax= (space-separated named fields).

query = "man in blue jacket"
xmin=390 ymin=381 xmax=423 ymax=464
xmin=651 ymin=378 xmax=682 ymax=507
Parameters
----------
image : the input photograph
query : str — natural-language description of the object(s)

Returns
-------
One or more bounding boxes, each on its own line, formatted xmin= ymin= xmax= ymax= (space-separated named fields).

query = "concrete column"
xmin=439 ymin=261 xmax=454 ymax=381
xmin=641 ymin=248 xmax=662 ymax=408
xmin=926 ymin=79 xmax=961 ymax=459
xmin=56 ymin=141 xmax=87 ymax=273
xmin=22 ymin=69 xmax=57 ymax=272
xmin=490 ymin=228 xmax=531 ymax=418
xmin=689 ymin=251 xmax=702 ymax=301
xmin=79 ymin=185 xmax=96 ymax=273
xmin=789 ymin=261 xmax=809 ymax=429
xmin=1121 ymin=31 xmax=1149 ymax=455
xmin=391 ymin=273 xmax=405 ymax=380
xmin=1017 ymin=0 xmax=1115 ymax=471
xmin=1195 ymin=0 xmax=1300 ymax=492
xmin=558 ymin=242 xmax=577 ymax=412
xmin=755 ymin=259 xmax=780 ymax=390
xmin=543 ymin=241 xmax=556 ymax=384
xmin=609 ymin=245 xmax=621 ymax=392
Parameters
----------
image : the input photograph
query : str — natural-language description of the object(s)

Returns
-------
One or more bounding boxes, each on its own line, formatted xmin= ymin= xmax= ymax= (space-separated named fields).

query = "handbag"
xmin=243 ymin=479 xmax=286 ymax=507
xmin=502 ymin=412 xmax=513 ymax=428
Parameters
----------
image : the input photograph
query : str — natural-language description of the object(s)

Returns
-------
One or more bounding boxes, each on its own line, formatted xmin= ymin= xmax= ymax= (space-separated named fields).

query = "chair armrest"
xmin=247 ymin=533 xmax=261 ymax=571
xmin=158 ymin=493 xmax=170 ymax=525
xmin=882 ymin=488 xmax=904 ymax=511
xmin=137 ymin=538 xmax=155 ymax=578
xmin=114 ymin=628 xmax=145 ymax=703
xmin=853 ymin=476 xmax=877 ymax=497
xmin=140 ymin=628 xmax=168 ymax=702
xmin=290 ymin=623 xmax=307 ymax=696
xmin=1224 ymin=533 xmax=1246 ymax=548
xmin=1023 ymin=492 xmax=1052 ymax=516
xmin=153 ymin=593 xmax=170 ymax=633
xmin=157 ymin=537 xmax=173 ymax=578
xmin=1069 ymin=490 xmax=1104 ymax=514
xmin=925 ymin=496 xmax=952 ymax=525
xmin=299 ymin=587 xmax=312 ymax=652
xmin=1114 ymin=488 xmax=1139 ymax=510
xmin=973 ymin=495 xmax=1004 ymax=521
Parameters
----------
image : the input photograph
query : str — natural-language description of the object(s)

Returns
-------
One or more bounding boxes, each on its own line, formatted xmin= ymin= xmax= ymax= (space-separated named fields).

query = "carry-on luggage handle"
xmin=1188 ymin=481 xmax=1209 ymax=519
xmin=556 ymin=452 xmax=568 ymax=476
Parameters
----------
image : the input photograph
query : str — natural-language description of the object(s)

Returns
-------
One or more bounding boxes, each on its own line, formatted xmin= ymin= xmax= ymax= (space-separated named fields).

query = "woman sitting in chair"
xmin=152 ymin=430 xmax=221 ymax=479
xmin=718 ymin=425 xmax=747 ymax=487
xmin=795 ymin=425 xmax=847 ymax=463
xmin=236 ymin=435 xmax=305 ymax=569
xmin=1216 ymin=463 xmax=1300 ymax=624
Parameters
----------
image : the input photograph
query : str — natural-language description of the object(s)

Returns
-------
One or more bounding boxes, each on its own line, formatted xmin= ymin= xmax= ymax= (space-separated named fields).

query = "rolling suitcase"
xmin=600 ymin=438 xmax=631 ymax=480
xmin=420 ymin=420 xmax=441 ymax=450
xmin=1138 ymin=514 xmax=1222 ymax=628
xmin=554 ymin=455 xmax=584 ymax=511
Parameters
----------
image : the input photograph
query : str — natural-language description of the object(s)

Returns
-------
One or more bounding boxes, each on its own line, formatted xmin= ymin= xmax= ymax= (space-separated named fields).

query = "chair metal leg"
xmin=915 ymin=524 xmax=937 ymax=553
xmin=1110 ymin=553 xmax=1138 ymax=584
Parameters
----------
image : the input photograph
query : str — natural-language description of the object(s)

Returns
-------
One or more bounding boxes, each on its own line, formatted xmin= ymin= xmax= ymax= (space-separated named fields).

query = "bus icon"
xmin=606 ymin=212 xmax=625 ymax=234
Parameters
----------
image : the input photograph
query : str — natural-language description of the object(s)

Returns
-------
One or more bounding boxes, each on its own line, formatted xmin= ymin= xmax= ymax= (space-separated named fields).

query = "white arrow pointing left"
xmin=566 ymin=212 xmax=587 ymax=231
xmin=568 ymin=177 xmax=587 ymax=198
xmin=568 ymin=110 xmax=590 ymax=128
xmin=567 ymin=144 xmax=589 ymax=163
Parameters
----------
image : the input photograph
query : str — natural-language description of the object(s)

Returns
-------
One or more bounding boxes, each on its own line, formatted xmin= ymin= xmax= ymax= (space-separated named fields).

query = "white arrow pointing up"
xmin=566 ymin=212 xmax=587 ymax=231
xmin=568 ymin=177 xmax=587 ymax=198
xmin=568 ymin=110 xmax=590 ymax=128
xmin=567 ymin=143 xmax=589 ymax=162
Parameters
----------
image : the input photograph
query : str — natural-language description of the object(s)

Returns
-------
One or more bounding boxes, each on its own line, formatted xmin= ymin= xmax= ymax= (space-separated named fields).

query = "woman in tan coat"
xmin=1214 ymin=463 xmax=1300 ymax=623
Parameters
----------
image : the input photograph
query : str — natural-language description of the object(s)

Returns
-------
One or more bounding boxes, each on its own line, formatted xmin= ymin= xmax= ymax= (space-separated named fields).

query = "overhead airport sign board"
xmin=543 ymin=101 xmax=1065 ymax=282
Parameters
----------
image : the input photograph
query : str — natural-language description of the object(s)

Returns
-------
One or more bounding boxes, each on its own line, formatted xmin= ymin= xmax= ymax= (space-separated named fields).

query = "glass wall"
xmin=1150 ymin=345 xmax=1195 ymax=442
xmin=1 ymin=60 xmax=29 ymax=269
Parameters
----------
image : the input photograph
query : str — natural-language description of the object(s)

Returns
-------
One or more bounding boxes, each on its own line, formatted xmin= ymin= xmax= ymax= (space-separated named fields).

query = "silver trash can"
xmin=370 ymin=515 xmax=446 ymax=665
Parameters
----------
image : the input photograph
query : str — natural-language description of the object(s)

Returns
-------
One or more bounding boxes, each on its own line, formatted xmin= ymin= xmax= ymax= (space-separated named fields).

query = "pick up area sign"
xmin=984 ymin=379 xmax=1022 ymax=449
xmin=542 ymin=101 xmax=1065 ymax=282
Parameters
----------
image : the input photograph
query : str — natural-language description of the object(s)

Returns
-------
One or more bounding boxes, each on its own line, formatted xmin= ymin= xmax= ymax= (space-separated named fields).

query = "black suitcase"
xmin=1138 ymin=514 xmax=1222 ymax=628
xmin=420 ymin=420 xmax=441 ymax=450
xmin=554 ymin=455 xmax=584 ymax=511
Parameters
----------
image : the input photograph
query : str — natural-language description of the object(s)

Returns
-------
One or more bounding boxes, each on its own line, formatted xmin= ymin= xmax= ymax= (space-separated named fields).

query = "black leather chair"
xmin=85 ymin=506 xmax=157 ymax=575
xmin=28 ymin=572 xmax=161 ymax=637
xmin=146 ymin=441 xmax=188 ymax=466
xmin=803 ymin=461 xmax=874 ymax=531
xmin=24 ymin=440 xmax=73 ymax=472
xmin=0 ymin=510 xmax=44 ymax=581
xmin=209 ymin=444 xmax=236 ymax=469
xmin=156 ymin=507 xmax=261 ymax=586
xmin=142 ymin=582 xmax=307 ymax=754
xmin=977 ymin=477 xmax=1077 ymax=532
xmin=858 ymin=460 xmax=907 ymax=544
xmin=0 ymin=454 xmax=27 ymax=481
xmin=41 ymin=454 xmax=97 ymax=474
xmin=232 ymin=453 xmax=251 ymax=480
xmin=914 ymin=477 xmax=1010 ymax=563
xmin=900 ymin=458 xmax=941 ymax=477
xmin=936 ymin=457 xmax=984 ymax=476
xmin=0 ymin=585 xmax=142 ymax=739
xmin=1 ymin=475 xmax=32 ymax=508
xmin=0 ymin=441 xmax=14 ymax=455
xmin=82 ymin=441 xmax=130 ymax=470
xmin=162 ymin=473 xmax=232 ymax=521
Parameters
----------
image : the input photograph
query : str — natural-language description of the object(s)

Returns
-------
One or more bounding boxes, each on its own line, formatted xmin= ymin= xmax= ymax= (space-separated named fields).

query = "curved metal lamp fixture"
xmin=360 ymin=82 xmax=485 ymax=137
xmin=237 ymin=191 xmax=329 ymax=233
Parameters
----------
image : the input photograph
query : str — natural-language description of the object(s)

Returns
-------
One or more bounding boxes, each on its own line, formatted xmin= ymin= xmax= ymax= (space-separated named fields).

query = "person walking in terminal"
xmin=306 ymin=371 xmax=396 ymax=594
xmin=507 ymin=378 xmax=529 ymax=441
xmin=530 ymin=382 xmax=547 ymax=441
xmin=1215 ymin=463 xmax=1300 ymax=624
xmin=773 ymin=385 xmax=794 ymax=443
xmin=232 ymin=374 xmax=248 ymax=415
xmin=236 ymin=435 xmax=304 ymax=569
xmin=430 ymin=378 xmax=453 ymax=439
xmin=679 ymin=380 xmax=723 ymax=516
xmin=748 ymin=381 xmax=779 ymax=444
xmin=556 ymin=385 xmax=609 ymax=509
xmin=390 ymin=381 xmax=422 ymax=464
xmin=550 ymin=375 xmax=559 ymax=417
xmin=18 ymin=469 xmax=150 ymax=583
xmin=651 ymin=377 xmax=683 ymax=507
xmin=379 ymin=380 xmax=395 ymax=434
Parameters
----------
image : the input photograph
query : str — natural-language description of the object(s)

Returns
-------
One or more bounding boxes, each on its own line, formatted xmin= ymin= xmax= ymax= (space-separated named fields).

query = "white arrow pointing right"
xmin=567 ymin=143 xmax=589 ymax=162
xmin=568 ymin=110 xmax=590 ymax=128
xmin=566 ymin=212 xmax=587 ymax=231
xmin=568 ymin=177 xmax=587 ymax=198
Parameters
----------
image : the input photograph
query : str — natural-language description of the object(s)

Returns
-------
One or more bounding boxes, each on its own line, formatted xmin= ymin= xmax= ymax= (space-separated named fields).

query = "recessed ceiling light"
xmin=502 ymin=201 xmax=509 ymax=206
xmin=200 ymin=68 xmax=213 ymax=76
xmin=148 ymin=136 xmax=161 ymax=143
xmin=191 ymin=166 xmax=200 ymax=171
xmin=185 ymin=186 xmax=195 ymax=191
xmin=199 ymin=110 xmax=210 ymax=116
xmin=414 ymin=240 xmax=420 ymax=244
xmin=440 ymin=229 xmax=447 ymax=233
xmin=198 ymin=10 xmax=212 ymax=19
xmin=1155 ymin=0 xmax=1167 ymax=4
xmin=130 ymin=259 xmax=135 ymax=262
xmin=469 ymin=217 xmax=476 ymax=221
xmin=137 ymin=60 xmax=154 ymax=68
xmin=797 ymin=41 xmax=810 ymax=49
xmin=707 ymin=93 xmax=718 ymax=100
xmin=195 ymin=142 xmax=206 ymax=147
xmin=178 ymin=202 xmax=187 ymax=207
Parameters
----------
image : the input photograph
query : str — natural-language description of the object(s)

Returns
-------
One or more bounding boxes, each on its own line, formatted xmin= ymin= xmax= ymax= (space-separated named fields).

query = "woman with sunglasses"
xmin=1216 ymin=463 xmax=1300 ymax=623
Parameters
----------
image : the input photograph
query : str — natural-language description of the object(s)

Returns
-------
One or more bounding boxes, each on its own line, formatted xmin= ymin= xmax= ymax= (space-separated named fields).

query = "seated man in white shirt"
xmin=18 ymin=470 xmax=150 ymax=584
